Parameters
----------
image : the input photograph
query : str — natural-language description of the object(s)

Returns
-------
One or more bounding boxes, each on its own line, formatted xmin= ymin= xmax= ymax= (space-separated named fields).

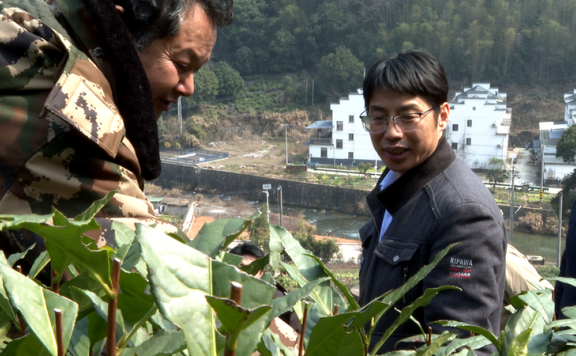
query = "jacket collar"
xmin=53 ymin=0 xmax=161 ymax=180
xmin=367 ymin=138 xmax=455 ymax=216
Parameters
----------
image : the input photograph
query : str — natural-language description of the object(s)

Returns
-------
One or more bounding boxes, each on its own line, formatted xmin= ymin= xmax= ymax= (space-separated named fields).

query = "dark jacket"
xmin=359 ymin=139 xmax=507 ymax=355
xmin=555 ymin=200 xmax=576 ymax=319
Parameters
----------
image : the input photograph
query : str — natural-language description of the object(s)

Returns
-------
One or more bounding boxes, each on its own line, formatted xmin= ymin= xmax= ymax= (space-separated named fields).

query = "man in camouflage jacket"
xmin=0 ymin=0 xmax=227 ymax=256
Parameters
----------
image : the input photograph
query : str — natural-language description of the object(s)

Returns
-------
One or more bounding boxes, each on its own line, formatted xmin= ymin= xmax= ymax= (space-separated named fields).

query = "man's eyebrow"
xmin=369 ymin=103 xmax=422 ymax=113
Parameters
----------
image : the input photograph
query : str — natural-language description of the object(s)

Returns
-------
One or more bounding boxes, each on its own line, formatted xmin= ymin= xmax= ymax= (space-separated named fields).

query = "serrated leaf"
xmin=0 ymin=333 xmax=51 ymax=356
xmin=271 ymin=277 xmax=330 ymax=321
xmin=0 ymin=265 xmax=78 ymax=356
xmin=508 ymin=329 xmax=531 ymax=356
xmin=74 ymin=190 xmax=119 ymax=222
xmin=306 ymin=313 xmax=363 ymax=356
xmin=414 ymin=331 xmax=457 ymax=356
xmin=117 ymin=270 xmax=155 ymax=324
xmin=189 ymin=218 xmax=251 ymax=258
xmin=206 ymin=296 xmax=271 ymax=333
xmin=436 ymin=321 xmax=500 ymax=352
xmin=7 ymin=243 xmax=36 ymax=267
xmin=435 ymin=334 xmax=490 ymax=356
xmin=510 ymin=289 xmax=553 ymax=323
xmin=222 ymin=253 xmax=243 ymax=267
xmin=120 ymin=329 xmax=186 ymax=356
xmin=28 ymin=251 xmax=50 ymax=280
xmin=281 ymin=262 xmax=331 ymax=315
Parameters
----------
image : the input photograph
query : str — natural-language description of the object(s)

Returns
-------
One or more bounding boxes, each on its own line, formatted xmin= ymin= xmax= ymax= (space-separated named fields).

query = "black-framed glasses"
xmin=359 ymin=105 xmax=440 ymax=133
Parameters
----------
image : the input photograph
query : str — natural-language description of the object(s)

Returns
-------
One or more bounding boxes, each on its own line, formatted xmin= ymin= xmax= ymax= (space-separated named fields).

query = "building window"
xmin=336 ymin=121 xmax=343 ymax=131
xmin=452 ymin=142 xmax=458 ymax=150
xmin=349 ymin=115 xmax=354 ymax=123
xmin=466 ymin=138 xmax=471 ymax=145
xmin=467 ymin=120 xmax=472 ymax=127
xmin=348 ymin=152 xmax=354 ymax=159
xmin=321 ymin=148 xmax=327 ymax=157
xmin=349 ymin=133 xmax=354 ymax=140
xmin=336 ymin=139 xmax=343 ymax=149
xmin=452 ymin=124 xmax=459 ymax=132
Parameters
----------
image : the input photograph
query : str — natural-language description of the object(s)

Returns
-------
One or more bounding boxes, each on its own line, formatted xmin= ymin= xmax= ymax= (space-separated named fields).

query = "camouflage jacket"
xmin=0 ymin=0 xmax=169 ymax=253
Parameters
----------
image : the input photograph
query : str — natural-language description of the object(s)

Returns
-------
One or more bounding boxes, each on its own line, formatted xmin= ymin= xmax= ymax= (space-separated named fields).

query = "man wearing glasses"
xmin=358 ymin=50 xmax=506 ymax=355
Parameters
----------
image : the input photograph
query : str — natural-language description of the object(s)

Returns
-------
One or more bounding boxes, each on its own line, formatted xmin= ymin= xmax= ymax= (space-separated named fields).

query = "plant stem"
xmin=55 ymin=309 xmax=64 ymax=356
xmin=106 ymin=259 xmax=121 ymax=356
xmin=116 ymin=305 xmax=158 ymax=354
xmin=428 ymin=327 xmax=432 ymax=346
xmin=224 ymin=282 xmax=243 ymax=356
xmin=51 ymin=265 xmax=60 ymax=294
xmin=333 ymin=305 xmax=339 ymax=315
xmin=15 ymin=266 xmax=26 ymax=336
xmin=298 ymin=303 xmax=309 ymax=356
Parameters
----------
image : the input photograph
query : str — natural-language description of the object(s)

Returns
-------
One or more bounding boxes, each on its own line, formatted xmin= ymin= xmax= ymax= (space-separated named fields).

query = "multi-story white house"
xmin=446 ymin=83 xmax=511 ymax=169
xmin=564 ymin=89 xmax=576 ymax=126
xmin=305 ymin=93 xmax=381 ymax=166
xmin=536 ymin=89 xmax=576 ymax=184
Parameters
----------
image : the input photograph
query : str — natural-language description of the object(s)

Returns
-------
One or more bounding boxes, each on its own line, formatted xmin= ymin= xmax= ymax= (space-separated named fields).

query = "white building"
xmin=564 ymin=89 xmax=576 ymax=126
xmin=305 ymin=93 xmax=381 ymax=166
xmin=446 ymin=83 xmax=511 ymax=169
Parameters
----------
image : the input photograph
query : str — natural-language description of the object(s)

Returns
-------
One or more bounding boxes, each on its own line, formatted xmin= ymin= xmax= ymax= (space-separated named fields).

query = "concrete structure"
xmin=446 ymin=83 xmax=511 ymax=169
xmin=305 ymin=93 xmax=381 ymax=166
xmin=564 ymin=89 xmax=576 ymax=126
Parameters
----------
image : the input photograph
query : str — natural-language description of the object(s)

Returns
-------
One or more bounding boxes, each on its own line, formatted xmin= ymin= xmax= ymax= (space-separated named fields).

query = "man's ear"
xmin=114 ymin=5 xmax=125 ymax=15
xmin=438 ymin=102 xmax=450 ymax=132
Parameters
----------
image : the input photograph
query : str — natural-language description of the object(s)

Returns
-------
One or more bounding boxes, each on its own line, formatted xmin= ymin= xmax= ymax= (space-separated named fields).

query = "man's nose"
xmin=176 ymin=73 xmax=195 ymax=97
xmin=383 ymin=120 xmax=403 ymax=140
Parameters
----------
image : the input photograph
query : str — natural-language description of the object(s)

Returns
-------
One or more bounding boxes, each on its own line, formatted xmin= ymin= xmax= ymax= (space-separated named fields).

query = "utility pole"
xmin=262 ymin=184 xmax=271 ymax=224
xmin=178 ymin=96 xmax=182 ymax=136
xmin=509 ymin=154 xmax=516 ymax=244
xmin=305 ymin=79 xmax=308 ymax=105
xmin=284 ymin=124 xmax=290 ymax=165
xmin=311 ymin=79 xmax=314 ymax=105
xmin=540 ymin=144 xmax=545 ymax=203
xmin=558 ymin=191 xmax=563 ymax=267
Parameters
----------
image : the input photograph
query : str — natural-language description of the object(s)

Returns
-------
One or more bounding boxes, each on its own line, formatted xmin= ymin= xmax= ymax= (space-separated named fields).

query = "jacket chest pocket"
xmin=374 ymin=239 xmax=419 ymax=266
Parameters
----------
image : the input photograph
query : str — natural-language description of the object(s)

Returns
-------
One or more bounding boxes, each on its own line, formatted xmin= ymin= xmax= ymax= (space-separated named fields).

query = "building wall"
xmin=447 ymin=99 xmax=509 ymax=168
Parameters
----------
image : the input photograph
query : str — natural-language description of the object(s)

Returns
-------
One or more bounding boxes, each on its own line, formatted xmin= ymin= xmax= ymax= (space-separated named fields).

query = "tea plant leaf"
xmin=257 ymin=331 xmax=282 ymax=356
xmin=435 ymin=334 xmax=490 ymax=356
xmin=74 ymin=189 xmax=118 ymax=222
xmin=371 ymin=286 xmax=459 ymax=356
xmin=306 ymin=254 xmax=360 ymax=311
xmin=75 ymin=289 xmax=126 ymax=338
xmin=505 ymin=305 xmax=549 ymax=355
xmin=7 ymin=243 xmax=36 ymax=267
xmin=206 ymin=296 xmax=272 ymax=333
xmin=0 ymin=264 xmax=78 ymax=356
xmin=0 ymin=211 xmax=113 ymax=298
xmin=136 ymin=223 xmax=216 ymax=356
xmin=28 ymin=251 xmax=50 ymax=280
xmin=0 ymin=278 xmax=18 ymax=327
xmin=0 ymin=333 xmax=51 ymax=356
xmin=306 ymin=313 xmax=363 ymax=356
xmin=271 ymin=277 xmax=330 ymax=321
xmin=281 ymin=262 xmax=331 ymax=315
xmin=189 ymin=218 xmax=250 ymax=258
xmin=436 ymin=321 xmax=500 ymax=352
xmin=414 ymin=331 xmax=456 ymax=356
xmin=119 ymin=329 xmax=186 ymax=356
xmin=68 ymin=316 xmax=91 ymax=356
xmin=510 ymin=289 xmax=554 ymax=323
xmin=263 ymin=328 xmax=297 ymax=356
xmin=547 ymin=277 xmax=576 ymax=288
xmin=117 ymin=270 xmax=155 ymax=324
xmin=222 ymin=253 xmax=243 ymax=267
xmin=508 ymin=329 xmax=531 ymax=356
xmin=111 ymin=221 xmax=136 ymax=263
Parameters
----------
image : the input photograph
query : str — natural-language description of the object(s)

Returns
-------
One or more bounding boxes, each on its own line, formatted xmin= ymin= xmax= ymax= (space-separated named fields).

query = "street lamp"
xmin=277 ymin=185 xmax=283 ymax=227
xmin=263 ymin=184 xmax=271 ymax=223
xmin=284 ymin=124 xmax=290 ymax=165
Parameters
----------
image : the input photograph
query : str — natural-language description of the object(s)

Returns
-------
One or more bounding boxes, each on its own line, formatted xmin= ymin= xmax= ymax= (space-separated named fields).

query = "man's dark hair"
xmin=229 ymin=242 xmax=264 ymax=259
xmin=113 ymin=0 xmax=235 ymax=51
xmin=363 ymin=50 xmax=448 ymax=111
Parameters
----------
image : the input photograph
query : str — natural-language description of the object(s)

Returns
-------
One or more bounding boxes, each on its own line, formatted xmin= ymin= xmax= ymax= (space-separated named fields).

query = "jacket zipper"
xmin=402 ymin=266 xmax=409 ymax=303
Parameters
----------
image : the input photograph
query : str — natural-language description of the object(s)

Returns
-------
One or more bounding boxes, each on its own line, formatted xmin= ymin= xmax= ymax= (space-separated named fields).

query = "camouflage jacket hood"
xmin=52 ymin=0 xmax=161 ymax=180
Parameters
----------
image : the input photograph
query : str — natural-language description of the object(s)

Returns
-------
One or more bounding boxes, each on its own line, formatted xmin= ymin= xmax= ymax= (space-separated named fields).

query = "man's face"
xmin=138 ymin=4 xmax=217 ymax=119
xmin=368 ymin=89 xmax=449 ymax=177
xmin=240 ymin=254 xmax=264 ymax=278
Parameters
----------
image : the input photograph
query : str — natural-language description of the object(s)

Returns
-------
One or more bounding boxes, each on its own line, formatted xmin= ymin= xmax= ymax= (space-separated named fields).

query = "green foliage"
xmin=357 ymin=162 xmax=374 ymax=175
xmin=2 ymin=192 xmax=576 ymax=356
xmin=248 ymin=204 xmax=270 ymax=253
xmin=292 ymin=216 xmax=339 ymax=262
xmin=551 ymin=169 xmax=576 ymax=217
xmin=212 ymin=61 xmax=247 ymax=99
xmin=317 ymin=47 xmax=363 ymax=100
xmin=556 ymin=125 xmax=576 ymax=163
xmin=487 ymin=169 xmax=508 ymax=193
xmin=181 ymin=66 xmax=219 ymax=107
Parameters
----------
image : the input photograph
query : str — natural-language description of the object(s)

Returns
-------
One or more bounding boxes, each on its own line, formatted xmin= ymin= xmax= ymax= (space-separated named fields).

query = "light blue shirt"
xmin=379 ymin=171 xmax=398 ymax=241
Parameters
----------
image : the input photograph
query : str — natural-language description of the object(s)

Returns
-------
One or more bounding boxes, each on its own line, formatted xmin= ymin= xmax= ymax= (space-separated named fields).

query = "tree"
xmin=486 ymin=168 xmax=507 ymax=193
xmin=181 ymin=66 xmax=219 ymax=107
xmin=317 ymin=46 xmax=363 ymax=101
xmin=249 ymin=203 xmax=270 ymax=253
xmin=557 ymin=125 xmax=576 ymax=163
xmin=489 ymin=157 xmax=505 ymax=169
xmin=358 ymin=162 xmax=374 ymax=178
xmin=551 ymin=169 xmax=576 ymax=218
xmin=292 ymin=215 xmax=339 ymax=261
xmin=211 ymin=61 xmax=247 ymax=99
